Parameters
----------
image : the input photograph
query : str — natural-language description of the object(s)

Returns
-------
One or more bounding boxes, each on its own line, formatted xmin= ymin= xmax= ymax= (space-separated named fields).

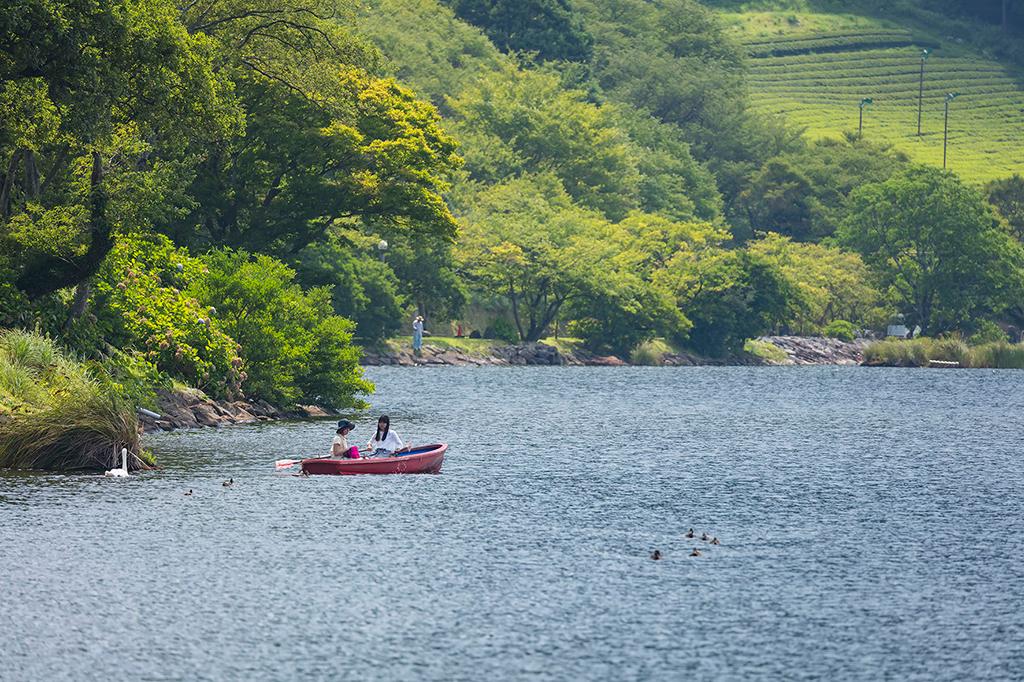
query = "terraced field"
xmin=724 ymin=12 xmax=1024 ymax=182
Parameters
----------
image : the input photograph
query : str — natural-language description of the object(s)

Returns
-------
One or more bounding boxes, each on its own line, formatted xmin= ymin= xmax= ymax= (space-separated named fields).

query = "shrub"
xmin=966 ymin=342 xmax=1024 ymax=369
xmin=822 ymin=319 xmax=857 ymax=342
xmin=862 ymin=338 xmax=934 ymax=366
xmin=194 ymin=249 xmax=372 ymax=408
xmin=484 ymin=317 xmax=519 ymax=343
xmin=630 ymin=340 xmax=665 ymax=366
xmin=0 ymin=330 xmax=142 ymax=471
xmin=88 ymin=234 xmax=242 ymax=398
xmin=968 ymin=320 xmax=1008 ymax=345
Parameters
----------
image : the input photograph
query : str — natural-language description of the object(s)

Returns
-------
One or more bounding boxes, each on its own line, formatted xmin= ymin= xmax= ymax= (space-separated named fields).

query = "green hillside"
xmin=725 ymin=11 xmax=1024 ymax=182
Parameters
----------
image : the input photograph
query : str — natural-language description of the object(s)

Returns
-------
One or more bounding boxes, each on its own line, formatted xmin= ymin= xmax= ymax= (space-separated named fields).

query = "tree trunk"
xmin=0 ymin=149 xmax=23 ymax=220
xmin=16 ymin=151 xmax=114 ymax=298
xmin=23 ymin=149 xmax=40 ymax=200
xmin=64 ymin=282 xmax=91 ymax=330
xmin=508 ymin=284 xmax=525 ymax=341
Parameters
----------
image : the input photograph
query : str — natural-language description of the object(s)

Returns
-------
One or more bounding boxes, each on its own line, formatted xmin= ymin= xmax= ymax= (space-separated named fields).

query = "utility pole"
xmin=859 ymin=98 xmax=873 ymax=138
xmin=917 ymin=49 xmax=930 ymax=136
xmin=943 ymin=92 xmax=959 ymax=168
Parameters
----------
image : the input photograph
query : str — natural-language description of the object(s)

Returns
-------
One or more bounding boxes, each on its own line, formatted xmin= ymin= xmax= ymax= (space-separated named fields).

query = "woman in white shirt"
xmin=366 ymin=415 xmax=406 ymax=457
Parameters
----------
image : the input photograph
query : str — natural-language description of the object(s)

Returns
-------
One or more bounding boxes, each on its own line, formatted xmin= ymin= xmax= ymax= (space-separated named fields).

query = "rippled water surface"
xmin=2 ymin=366 xmax=1023 ymax=680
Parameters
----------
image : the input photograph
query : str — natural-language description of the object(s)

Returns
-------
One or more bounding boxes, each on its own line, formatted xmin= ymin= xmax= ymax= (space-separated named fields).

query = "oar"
xmin=274 ymin=450 xmax=370 ymax=469
xmin=274 ymin=456 xmax=313 ymax=469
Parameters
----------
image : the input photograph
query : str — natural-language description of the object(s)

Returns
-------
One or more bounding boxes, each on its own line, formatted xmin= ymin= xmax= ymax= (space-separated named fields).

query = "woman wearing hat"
xmin=331 ymin=420 xmax=360 ymax=459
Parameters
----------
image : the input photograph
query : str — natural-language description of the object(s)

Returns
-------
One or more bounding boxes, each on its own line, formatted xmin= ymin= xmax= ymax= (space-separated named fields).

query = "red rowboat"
xmin=300 ymin=443 xmax=447 ymax=476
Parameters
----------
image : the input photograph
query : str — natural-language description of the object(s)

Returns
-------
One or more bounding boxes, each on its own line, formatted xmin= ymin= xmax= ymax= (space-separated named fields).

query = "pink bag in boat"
xmin=346 ymin=446 xmax=360 ymax=459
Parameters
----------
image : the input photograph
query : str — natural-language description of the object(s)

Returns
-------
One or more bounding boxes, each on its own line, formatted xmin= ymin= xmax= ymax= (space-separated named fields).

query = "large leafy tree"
xmin=0 ymin=0 xmax=236 ymax=305
xmin=746 ymin=232 xmax=886 ymax=333
xmin=175 ymin=66 xmax=462 ymax=255
xmin=986 ymin=174 xmax=1024 ymax=242
xmin=444 ymin=0 xmax=593 ymax=62
xmin=730 ymin=138 xmax=910 ymax=242
xmin=448 ymin=65 xmax=640 ymax=220
xmin=841 ymin=166 xmax=1023 ymax=334
xmin=456 ymin=173 xmax=608 ymax=341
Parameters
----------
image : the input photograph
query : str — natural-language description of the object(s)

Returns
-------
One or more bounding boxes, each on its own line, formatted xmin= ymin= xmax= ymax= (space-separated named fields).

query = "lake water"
xmin=2 ymin=366 xmax=1023 ymax=680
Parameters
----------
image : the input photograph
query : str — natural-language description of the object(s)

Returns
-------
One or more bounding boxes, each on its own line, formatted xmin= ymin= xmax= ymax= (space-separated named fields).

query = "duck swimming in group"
xmin=690 ymin=548 xmax=702 ymax=557
xmin=710 ymin=537 xmax=720 ymax=545
xmin=650 ymin=550 xmax=662 ymax=560
xmin=222 ymin=478 xmax=234 ymax=487
xmin=701 ymin=532 xmax=710 ymax=541
xmin=685 ymin=528 xmax=695 ymax=539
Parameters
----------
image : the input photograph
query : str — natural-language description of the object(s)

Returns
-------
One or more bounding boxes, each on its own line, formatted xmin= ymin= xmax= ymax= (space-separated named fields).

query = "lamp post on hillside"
xmin=858 ymin=97 xmax=873 ymax=138
xmin=377 ymin=239 xmax=389 ymax=262
xmin=943 ymin=92 xmax=959 ymax=168
xmin=917 ymin=48 xmax=930 ymax=136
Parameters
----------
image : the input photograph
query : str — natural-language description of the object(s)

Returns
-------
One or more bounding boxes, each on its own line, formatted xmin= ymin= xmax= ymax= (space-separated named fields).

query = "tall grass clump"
xmin=862 ymin=338 xmax=933 ymax=366
xmin=864 ymin=336 xmax=1024 ymax=368
xmin=0 ymin=330 xmax=142 ymax=471
xmin=966 ymin=342 xmax=1024 ymax=369
xmin=630 ymin=340 xmax=667 ymax=366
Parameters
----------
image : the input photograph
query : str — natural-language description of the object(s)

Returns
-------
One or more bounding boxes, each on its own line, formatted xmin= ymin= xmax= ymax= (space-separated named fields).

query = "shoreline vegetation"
xmin=5 ymin=329 xmax=1024 ymax=471
xmin=0 ymin=330 xmax=146 ymax=472
xmin=3 ymin=1 xmax=1024 ymax=472
xmin=862 ymin=337 xmax=1024 ymax=368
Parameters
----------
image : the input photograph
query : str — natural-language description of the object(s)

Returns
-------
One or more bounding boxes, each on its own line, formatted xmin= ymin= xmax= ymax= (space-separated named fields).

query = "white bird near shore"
xmin=105 ymin=448 xmax=129 ymax=478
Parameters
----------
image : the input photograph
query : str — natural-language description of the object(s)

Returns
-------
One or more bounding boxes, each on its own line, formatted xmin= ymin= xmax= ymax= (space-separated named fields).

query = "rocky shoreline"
xmin=144 ymin=336 xmax=868 ymax=433
xmin=140 ymin=387 xmax=335 ymax=433
xmin=361 ymin=336 xmax=868 ymax=368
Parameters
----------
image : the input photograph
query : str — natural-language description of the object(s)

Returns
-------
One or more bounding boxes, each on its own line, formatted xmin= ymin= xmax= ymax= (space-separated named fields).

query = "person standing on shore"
xmin=412 ymin=315 xmax=424 ymax=354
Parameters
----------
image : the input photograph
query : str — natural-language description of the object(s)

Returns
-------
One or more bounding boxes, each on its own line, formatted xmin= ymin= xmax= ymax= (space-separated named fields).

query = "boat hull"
xmin=300 ymin=444 xmax=446 ymax=476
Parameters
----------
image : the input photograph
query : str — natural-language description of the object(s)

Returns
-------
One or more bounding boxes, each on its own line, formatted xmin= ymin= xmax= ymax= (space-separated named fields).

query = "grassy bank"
xmin=863 ymin=337 xmax=1024 ymax=368
xmin=0 ymin=330 xmax=144 ymax=471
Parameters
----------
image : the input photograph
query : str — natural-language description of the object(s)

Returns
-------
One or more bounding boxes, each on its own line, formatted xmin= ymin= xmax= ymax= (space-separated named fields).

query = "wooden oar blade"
xmin=274 ymin=458 xmax=300 ymax=469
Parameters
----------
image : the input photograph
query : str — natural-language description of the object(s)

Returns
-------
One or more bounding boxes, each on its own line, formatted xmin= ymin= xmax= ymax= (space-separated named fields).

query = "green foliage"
xmin=448 ymin=65 xmax=641 ymax=220
xmin=864 ymin=336 xmax=1024 ymax=368
xmin=822 ymin=320 xmax=857 ymax=341
xmin=178 ymin=66 xmax=463 ymax=255
xmin=575 ymin=0 xmax=757 ymax=164
xmin=296 ymin=236 xmax=404 ymax=342
xmin=746 ymin=232 xmax=886 ymax=332
xmin=731 ymin=138 xmax=910 ymax=241
xmin=194 ymin=249 xmax=372 ymax=408
xmin=484 ymin=318 xmax=519 ymax=343
xmin=0 ymin=330 xmax=141 ymax=471
xmin=88 ymin=234 xmax=242 ymax=398
xmin=444 ymin=0 xmax=594 ymax=62
xmin=0 ymin=0 xmax=239 ymax=298
xmin=986 ymin=175 xmax=1024 ymax=242
xmin=659 ymin=249 xmax=797 ymax=356
xmin=841 ymin=166 xmax=1024 ymax=334
xmin=967 ymin=319 xmax=1009 ymax=345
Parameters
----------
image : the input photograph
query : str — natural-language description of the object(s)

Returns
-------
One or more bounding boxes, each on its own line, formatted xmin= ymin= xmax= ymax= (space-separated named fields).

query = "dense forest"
xmin=2 ymin=0 xmax=1024 ymax=418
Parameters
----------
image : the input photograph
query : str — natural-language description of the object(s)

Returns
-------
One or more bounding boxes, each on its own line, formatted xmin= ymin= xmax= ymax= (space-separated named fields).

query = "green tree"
xmin=444 ymin=0 xmax=593 ymax=62
xmin=746 ymin=232 xmax=886 ymax=333
xmin=193 ymin=249 xmax=371 ymax=407
xmin=176 ymin=65 xmax=462 ymax=256
xmin=295 ymin=235 xmax=405 ymax=342
xmin=449 ymin=65 xmax=641 ymax=220
xmin=730 ymin=138 xmax=910 ymax=242
xmin=841 ymin=166 xmax=1022 ymax=334
xmin=986 ymin=174 xmax=1024 ymax=242
xmin=0 ymin=0 xmax=236 ymax=303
